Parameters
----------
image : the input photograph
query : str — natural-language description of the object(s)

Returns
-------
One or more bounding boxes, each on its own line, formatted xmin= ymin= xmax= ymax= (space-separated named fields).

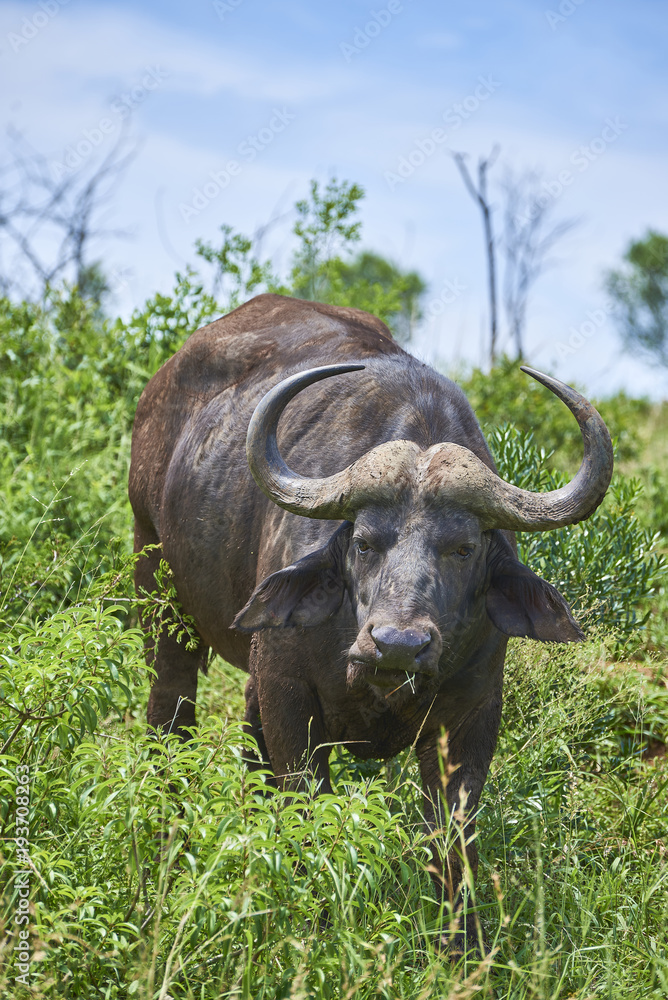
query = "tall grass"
xmin=1 ymin=595 xmax=667 ymax=997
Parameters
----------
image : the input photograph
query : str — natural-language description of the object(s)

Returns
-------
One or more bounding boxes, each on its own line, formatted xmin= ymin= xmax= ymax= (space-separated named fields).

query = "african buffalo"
xmin=129 ymin=293 xmax=613 ymax=945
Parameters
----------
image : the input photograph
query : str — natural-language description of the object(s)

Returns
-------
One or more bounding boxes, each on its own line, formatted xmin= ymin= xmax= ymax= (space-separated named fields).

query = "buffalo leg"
xmin=243 ymin=673 xmax=274 ymax=778
xmin=417 ymin=688 xmax=503 ymax=951
xmin=135 ymin=520 xmax=207 ymax=740
xmin=250 ymin=659 xmax=334 ymax=933
xmin=250 ymin=651 xmax=332 ymax=793
xmin=258 ymin=689 xmax=333 ymax=793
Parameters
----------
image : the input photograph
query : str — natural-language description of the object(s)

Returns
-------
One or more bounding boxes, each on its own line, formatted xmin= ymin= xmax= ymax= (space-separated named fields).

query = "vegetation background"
xmin=1 ymin=180 xmax=667 ymax=999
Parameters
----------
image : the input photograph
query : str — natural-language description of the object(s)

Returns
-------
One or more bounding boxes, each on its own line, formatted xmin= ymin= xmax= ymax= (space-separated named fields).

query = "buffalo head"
xmin=233 ymin=365 xmax=613 ymax=696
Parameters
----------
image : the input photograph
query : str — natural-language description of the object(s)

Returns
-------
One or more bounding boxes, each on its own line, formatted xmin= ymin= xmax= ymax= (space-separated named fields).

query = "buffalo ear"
xmin=486 ymin=558 xmax=584 ymax=643
xmin=232 ymin=525 xmax=349 ymax=632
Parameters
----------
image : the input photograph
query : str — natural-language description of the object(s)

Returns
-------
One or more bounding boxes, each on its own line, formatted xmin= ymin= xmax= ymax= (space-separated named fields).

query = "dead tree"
xmin=452 ymin=146 xmax=500 ymax=366
xmin=0 ymin=126 xmax=136 ymax=301
xmin=499 ymin=166 xmax=578 ymax=358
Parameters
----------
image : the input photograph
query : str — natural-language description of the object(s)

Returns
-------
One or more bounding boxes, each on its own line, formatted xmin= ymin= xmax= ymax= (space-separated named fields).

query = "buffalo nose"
xmin=371 ymin=626 xmax=432 ymax=664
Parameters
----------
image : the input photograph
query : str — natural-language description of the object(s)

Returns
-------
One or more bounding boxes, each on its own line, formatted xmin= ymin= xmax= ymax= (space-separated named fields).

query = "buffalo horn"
xmin=471 ymin=366 xmax=614 ymax=530
xmin=246 ymin=364 xmax=614 ymax=532
xmin=246 ymin=364 xmax=365 ymax=519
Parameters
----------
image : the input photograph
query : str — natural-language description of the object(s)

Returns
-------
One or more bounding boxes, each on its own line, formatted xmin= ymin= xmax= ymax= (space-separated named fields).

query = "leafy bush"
xmin=0 ymin=601 xmax=143 ymax=758
xmin=489 ymin=424 xmax=664 ymax=634
xmin=458 ymin=355 xmax=653 ymax=466
xmin=0 ymin=267 xmax=218 ymax=623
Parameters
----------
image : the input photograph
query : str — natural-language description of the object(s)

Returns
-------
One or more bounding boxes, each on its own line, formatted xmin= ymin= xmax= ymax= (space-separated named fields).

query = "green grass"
xmin=1 ymin=606 xmax=667 ymax=998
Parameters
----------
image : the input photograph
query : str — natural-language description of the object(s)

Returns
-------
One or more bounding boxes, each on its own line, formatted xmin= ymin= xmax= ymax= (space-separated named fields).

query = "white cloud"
xmin=1 ymin=2 xmax=357 ymax=107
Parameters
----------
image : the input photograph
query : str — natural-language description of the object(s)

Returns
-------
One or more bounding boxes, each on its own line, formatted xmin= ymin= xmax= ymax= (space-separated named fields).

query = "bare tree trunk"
xmin=452 ymin=146 xmax=500 ymax=367
xmin=478 ymin=159 xmax=498 ymax=365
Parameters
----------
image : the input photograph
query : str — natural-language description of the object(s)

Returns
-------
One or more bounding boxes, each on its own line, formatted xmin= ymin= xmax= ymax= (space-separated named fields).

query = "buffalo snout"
xmin=371 ymin=625 xmax=432 ymax=666
xmin=348 ymin=620 xmax=442 ymax=686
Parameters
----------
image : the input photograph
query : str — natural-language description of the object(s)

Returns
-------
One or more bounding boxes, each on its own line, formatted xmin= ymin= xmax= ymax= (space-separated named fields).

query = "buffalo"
xmin=129 ymin=293 xmax=613 ymax=947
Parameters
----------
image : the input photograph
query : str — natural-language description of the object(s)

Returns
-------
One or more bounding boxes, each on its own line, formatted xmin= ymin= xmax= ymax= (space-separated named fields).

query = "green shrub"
xmin=0 ymin=270 xmax=218 ymax=624
xmin=457 ymin=355 xmax=653 ymax=466
xmin=489 ymin=424 xmax=664 ymax=634
xmin=0 ymin=601 xmax=143 ymax=758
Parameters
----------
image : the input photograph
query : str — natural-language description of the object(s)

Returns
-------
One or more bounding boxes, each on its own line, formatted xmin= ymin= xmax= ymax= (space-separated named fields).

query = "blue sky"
xmin=2 ymin=0 xmax=667 ymax=397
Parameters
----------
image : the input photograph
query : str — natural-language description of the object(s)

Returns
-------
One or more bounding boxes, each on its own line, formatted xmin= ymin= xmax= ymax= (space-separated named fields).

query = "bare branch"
xmin=0 ymin=124 xmax=137 ymax=300
xmin=499 ymin=166 xmax=579 ymax=358
xmin=452 ymin=146 xmax=500 ymax=366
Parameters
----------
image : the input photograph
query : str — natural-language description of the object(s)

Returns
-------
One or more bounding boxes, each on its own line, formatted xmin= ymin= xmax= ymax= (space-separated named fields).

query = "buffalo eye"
xmin=455 ymin=545 xmax=473 ymax=559
xmin=354 ymin=538 xmax=372 ymax=555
